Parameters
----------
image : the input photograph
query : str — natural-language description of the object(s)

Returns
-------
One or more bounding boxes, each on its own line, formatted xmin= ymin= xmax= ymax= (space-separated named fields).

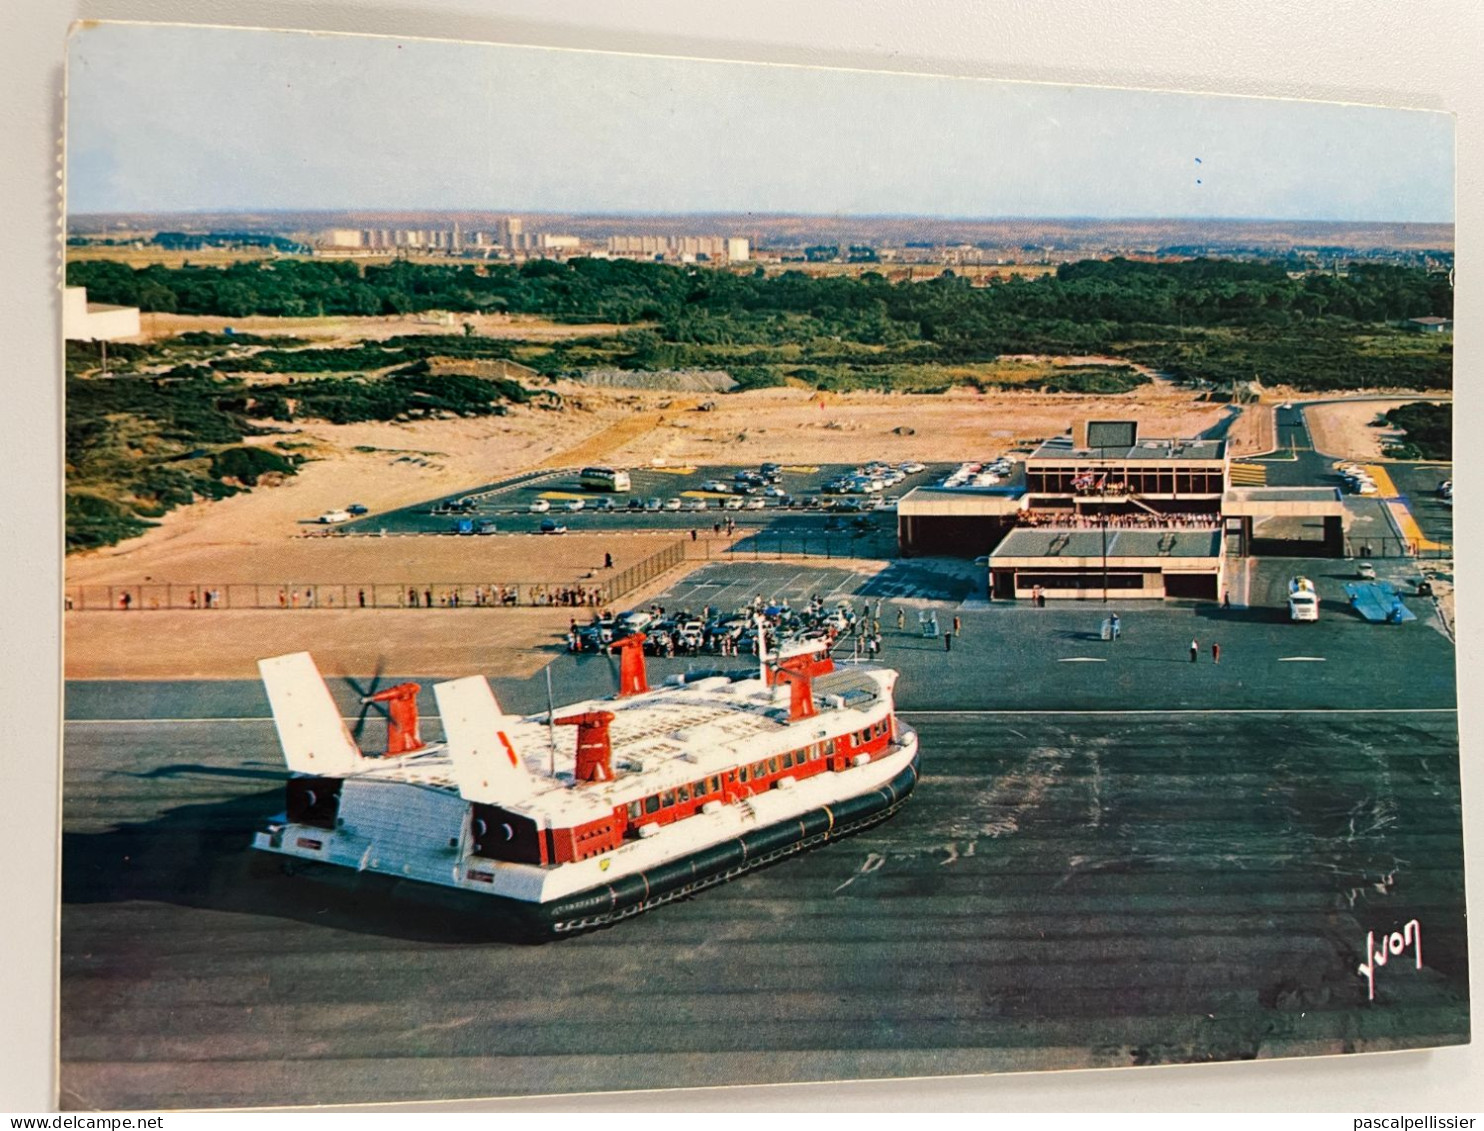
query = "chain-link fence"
xmin=65 ymin=540 xmax=689 ymax=612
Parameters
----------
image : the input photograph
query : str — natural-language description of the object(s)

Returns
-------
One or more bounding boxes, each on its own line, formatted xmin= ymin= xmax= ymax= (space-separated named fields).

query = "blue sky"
xmin=66 ymin=23 xmax=1455 ymax=221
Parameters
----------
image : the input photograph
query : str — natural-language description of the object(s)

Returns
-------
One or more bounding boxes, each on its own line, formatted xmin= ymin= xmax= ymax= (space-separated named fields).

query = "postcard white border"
xmin=6 ymin=0 xmax=1479 ymax=1114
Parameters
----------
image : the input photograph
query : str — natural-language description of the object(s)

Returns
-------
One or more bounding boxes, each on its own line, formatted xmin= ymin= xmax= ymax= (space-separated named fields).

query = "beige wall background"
xmin=5 ymin=0 xmax=1480 ymax=1113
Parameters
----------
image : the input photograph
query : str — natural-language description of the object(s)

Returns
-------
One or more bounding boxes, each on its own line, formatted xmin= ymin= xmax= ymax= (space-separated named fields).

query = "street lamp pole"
xmin=1101 ymin=508 xmax=1109 ymax=603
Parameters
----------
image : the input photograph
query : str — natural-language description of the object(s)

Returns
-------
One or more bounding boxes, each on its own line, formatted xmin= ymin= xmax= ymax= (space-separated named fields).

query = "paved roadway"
xmin=59 ymin=561 xmax=1465 ymax=1109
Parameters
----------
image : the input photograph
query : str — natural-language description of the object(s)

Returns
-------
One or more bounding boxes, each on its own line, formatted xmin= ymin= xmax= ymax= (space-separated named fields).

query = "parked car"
xmin=663 ymin=497 xmax=684 ymax=512
xmin=346 ymin=503 xmax=369 ymax=516
xmin=538 ymin=519 xmax=568 ymax=534
xmin=529 ymin=498 xmax=551 ymax=514
xmin=744 ymin=497 xmax=766 ymax=510
xmin=1356 ymin=561 xmax=1377 ymax=580
xmin=316 ymin=509 xmax=351 ymax=524
xmin=564 ymin=499 xmax=585 ymax=512
xmin=684 ymin=498 xmax=708 ymax=511
xmin=645 ymin=497 xmax=663 ymax=511
xmin=722 ymin=497 xmax=744 ymax=510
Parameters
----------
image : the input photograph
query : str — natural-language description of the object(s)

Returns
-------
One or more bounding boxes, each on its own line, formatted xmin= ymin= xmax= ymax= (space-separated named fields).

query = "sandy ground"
xmin=134 ymin=311 xmax=627 ymax=346
xmin=1305 ymin=398 xmax=1446 ymax=461
xmin=1225 ymin=403 xmax=1275 ymax=457
xmin=64 ymin=608 xmax=580 ymax=680
xmin=602 ymin=385 xmax=1229 ymax=468
xmin=64 ymin=367 xmax=1238 ymax=679
xmin=65 ymin=532 xmax=682 ymax=587
xmin=66 ymin=381 xmax=1228 ymax=586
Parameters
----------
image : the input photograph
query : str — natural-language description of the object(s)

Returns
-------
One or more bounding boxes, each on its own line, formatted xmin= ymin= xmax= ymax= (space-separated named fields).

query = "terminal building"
xmin=896 ymin=419 xmax=1345 ymax=602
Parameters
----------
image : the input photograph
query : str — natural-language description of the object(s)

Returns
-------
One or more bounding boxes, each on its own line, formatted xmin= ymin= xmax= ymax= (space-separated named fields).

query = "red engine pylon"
xmin=554 ymin=710 xmax=617 ymax=782
xmin=765 ymin=647 xmax=834 ymax=687
xmin=364 ymin=682 xmax=425 ymax=756
xmin=771 ymin=664 xmax=819 ymax=721
xmin=610 ymin=633 xmax=649 ymax=697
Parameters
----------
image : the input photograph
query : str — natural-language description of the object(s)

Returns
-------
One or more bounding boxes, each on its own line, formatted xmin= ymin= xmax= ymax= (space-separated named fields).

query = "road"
xmin=59 ymin=557 xmax=1466 ymax=1109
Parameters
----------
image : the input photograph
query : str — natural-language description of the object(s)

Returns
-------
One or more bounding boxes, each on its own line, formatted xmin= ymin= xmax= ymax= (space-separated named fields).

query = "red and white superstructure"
xmin=254 ymin=634 xmax=920 ymax=935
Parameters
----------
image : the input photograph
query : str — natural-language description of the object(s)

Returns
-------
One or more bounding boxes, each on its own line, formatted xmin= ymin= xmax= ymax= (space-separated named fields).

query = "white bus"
xmin=1288 ymin=576 xmax=1319 ymax=622
xmin=580 ymin=466 xmax=631 ymax=492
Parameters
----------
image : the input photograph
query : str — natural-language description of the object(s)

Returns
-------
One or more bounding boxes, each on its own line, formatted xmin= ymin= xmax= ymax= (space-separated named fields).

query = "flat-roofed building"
xmin=897 ymin=419 xmax=1348 ymax=602
xmin=63 ymin=286 xmax=140 ymax=342
xmin=988 ymin=527 xmax=1225 ymax=601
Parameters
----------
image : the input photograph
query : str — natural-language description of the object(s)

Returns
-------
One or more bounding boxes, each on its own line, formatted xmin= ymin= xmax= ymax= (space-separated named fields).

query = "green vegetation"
xmin=64 ymin=254 xmax=1453 ymax=548
xmin=1383 ymin=402 xmax=1451 ymax=461
xmin=65 ymin=367 xmax=535 ymax=551
xmin=67 ymin=255 xmax=1453 ymax=393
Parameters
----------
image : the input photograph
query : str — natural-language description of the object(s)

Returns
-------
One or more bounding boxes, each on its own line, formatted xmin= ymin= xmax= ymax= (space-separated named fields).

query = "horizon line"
xmin=65 ymin=208 xmax=1457 ymax=228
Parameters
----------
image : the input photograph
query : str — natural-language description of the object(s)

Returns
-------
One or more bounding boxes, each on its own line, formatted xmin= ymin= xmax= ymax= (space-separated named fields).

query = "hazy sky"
xmin=66 ymin=23 xmax=1455 ymax=222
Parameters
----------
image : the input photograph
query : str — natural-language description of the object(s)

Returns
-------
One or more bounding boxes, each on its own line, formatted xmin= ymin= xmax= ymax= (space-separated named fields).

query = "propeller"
xmin=345 ymin=656 xmax=389 ymax=745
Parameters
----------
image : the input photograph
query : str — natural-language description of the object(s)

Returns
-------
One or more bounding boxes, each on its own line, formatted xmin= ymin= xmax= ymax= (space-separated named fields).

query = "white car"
xmin=663 ymin=497 xmax=683 ymax=512
xmin=316 ymin=509 xmax=351 ymax=524
xmin=898 ymin=461 xmax=926 ymax=474
xmin=529 ymin=498 xmax=551 ymax=514
xmin=684 ymin=498 xmax=708 ymax=511
xmin=722 ymin=497 xmax=744 ymax=510
xmin=744 ymin=497 xmax=766 ymax=510
xmin=565 ymin=499 xmax=586 ymax=513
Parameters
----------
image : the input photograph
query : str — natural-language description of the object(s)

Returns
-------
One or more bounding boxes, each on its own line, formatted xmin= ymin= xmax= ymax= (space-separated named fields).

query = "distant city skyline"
xmin=67 ymin=24 xmax=1455 ymax=223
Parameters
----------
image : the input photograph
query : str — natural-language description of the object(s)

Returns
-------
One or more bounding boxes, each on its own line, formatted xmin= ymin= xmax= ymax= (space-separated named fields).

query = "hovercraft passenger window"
xmin=627 ymin=801 xmax=641 ymax=819
xmin=707 ymin=775 xmax=720 ymax=793
xmin=677 ymin=784 xmax=691 ymax=803
xmin=768 ymin=757 xmax=779 ymax=774
xmin=661 ymin=790 xmax=676 ymax=808
xmin=739 ymin=765 xmax=750 ymax=783
xmin=645 ymin=795 xmax=661 ymax=815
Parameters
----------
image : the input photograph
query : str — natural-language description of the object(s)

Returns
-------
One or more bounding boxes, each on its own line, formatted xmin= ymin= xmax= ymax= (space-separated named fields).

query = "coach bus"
xmin=580 ymin=466 xmax=632 ymax=492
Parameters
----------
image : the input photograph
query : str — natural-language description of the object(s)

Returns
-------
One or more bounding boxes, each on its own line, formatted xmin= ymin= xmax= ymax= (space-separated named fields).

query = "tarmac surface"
xmin=59 ymin=559 xmax=1466 ymax=1110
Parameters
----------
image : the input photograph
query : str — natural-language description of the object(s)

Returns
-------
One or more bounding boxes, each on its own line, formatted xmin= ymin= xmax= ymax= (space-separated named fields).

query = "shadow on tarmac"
xmin=62 ymin=787 xmax=545 ymax=946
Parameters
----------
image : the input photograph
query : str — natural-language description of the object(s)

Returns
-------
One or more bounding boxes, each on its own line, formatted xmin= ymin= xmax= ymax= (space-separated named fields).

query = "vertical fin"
xmin=432 ymin=677 xmax=540 ymax=804
xmin=258 ymin=652 xmax=367 ymax=776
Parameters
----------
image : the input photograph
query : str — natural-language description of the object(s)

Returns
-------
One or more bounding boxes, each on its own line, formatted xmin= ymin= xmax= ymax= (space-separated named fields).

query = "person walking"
xmin=1212 ymin=641 xmax=1221 ymax=665
xmin=944 ymin=631 xmax=953 ymax=653
xmin=1190 ymin=637 xmax=1199 ymax=663
xmin=1110 ymin=612 xmax=1120 ymax=640
xmin=1222 ymin=590 xmax=1231 ymax=610
xmin=896 ymin=607 xmax=906 ymax=632
xmin=953 ymin=615 xmax=962 ymax=637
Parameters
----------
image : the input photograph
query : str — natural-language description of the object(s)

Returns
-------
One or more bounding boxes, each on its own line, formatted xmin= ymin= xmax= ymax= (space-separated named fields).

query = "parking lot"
xmin=339 ymin=462 xmax=952 ymax=537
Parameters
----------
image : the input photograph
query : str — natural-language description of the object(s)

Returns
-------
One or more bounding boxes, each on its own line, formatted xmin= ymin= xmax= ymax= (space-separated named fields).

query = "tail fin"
xmin=258 ymin=652 xmax=368 ymax=776
xmin=432 ymin=677 xmax=540 ymax=804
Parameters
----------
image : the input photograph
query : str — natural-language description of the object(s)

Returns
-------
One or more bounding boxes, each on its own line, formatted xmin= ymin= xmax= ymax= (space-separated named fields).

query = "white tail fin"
xmin=432 ymin=677 xmax=540 ymax=804
xmin=258 ymin=652 xmax=368 ymax=776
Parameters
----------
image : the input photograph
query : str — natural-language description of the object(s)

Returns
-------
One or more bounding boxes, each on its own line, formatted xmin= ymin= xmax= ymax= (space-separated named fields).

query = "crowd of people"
xmin=567 ymin=593 xmax=895 ymax=661
xmin=1017 ymin=509 xmax=1221 ymax=530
